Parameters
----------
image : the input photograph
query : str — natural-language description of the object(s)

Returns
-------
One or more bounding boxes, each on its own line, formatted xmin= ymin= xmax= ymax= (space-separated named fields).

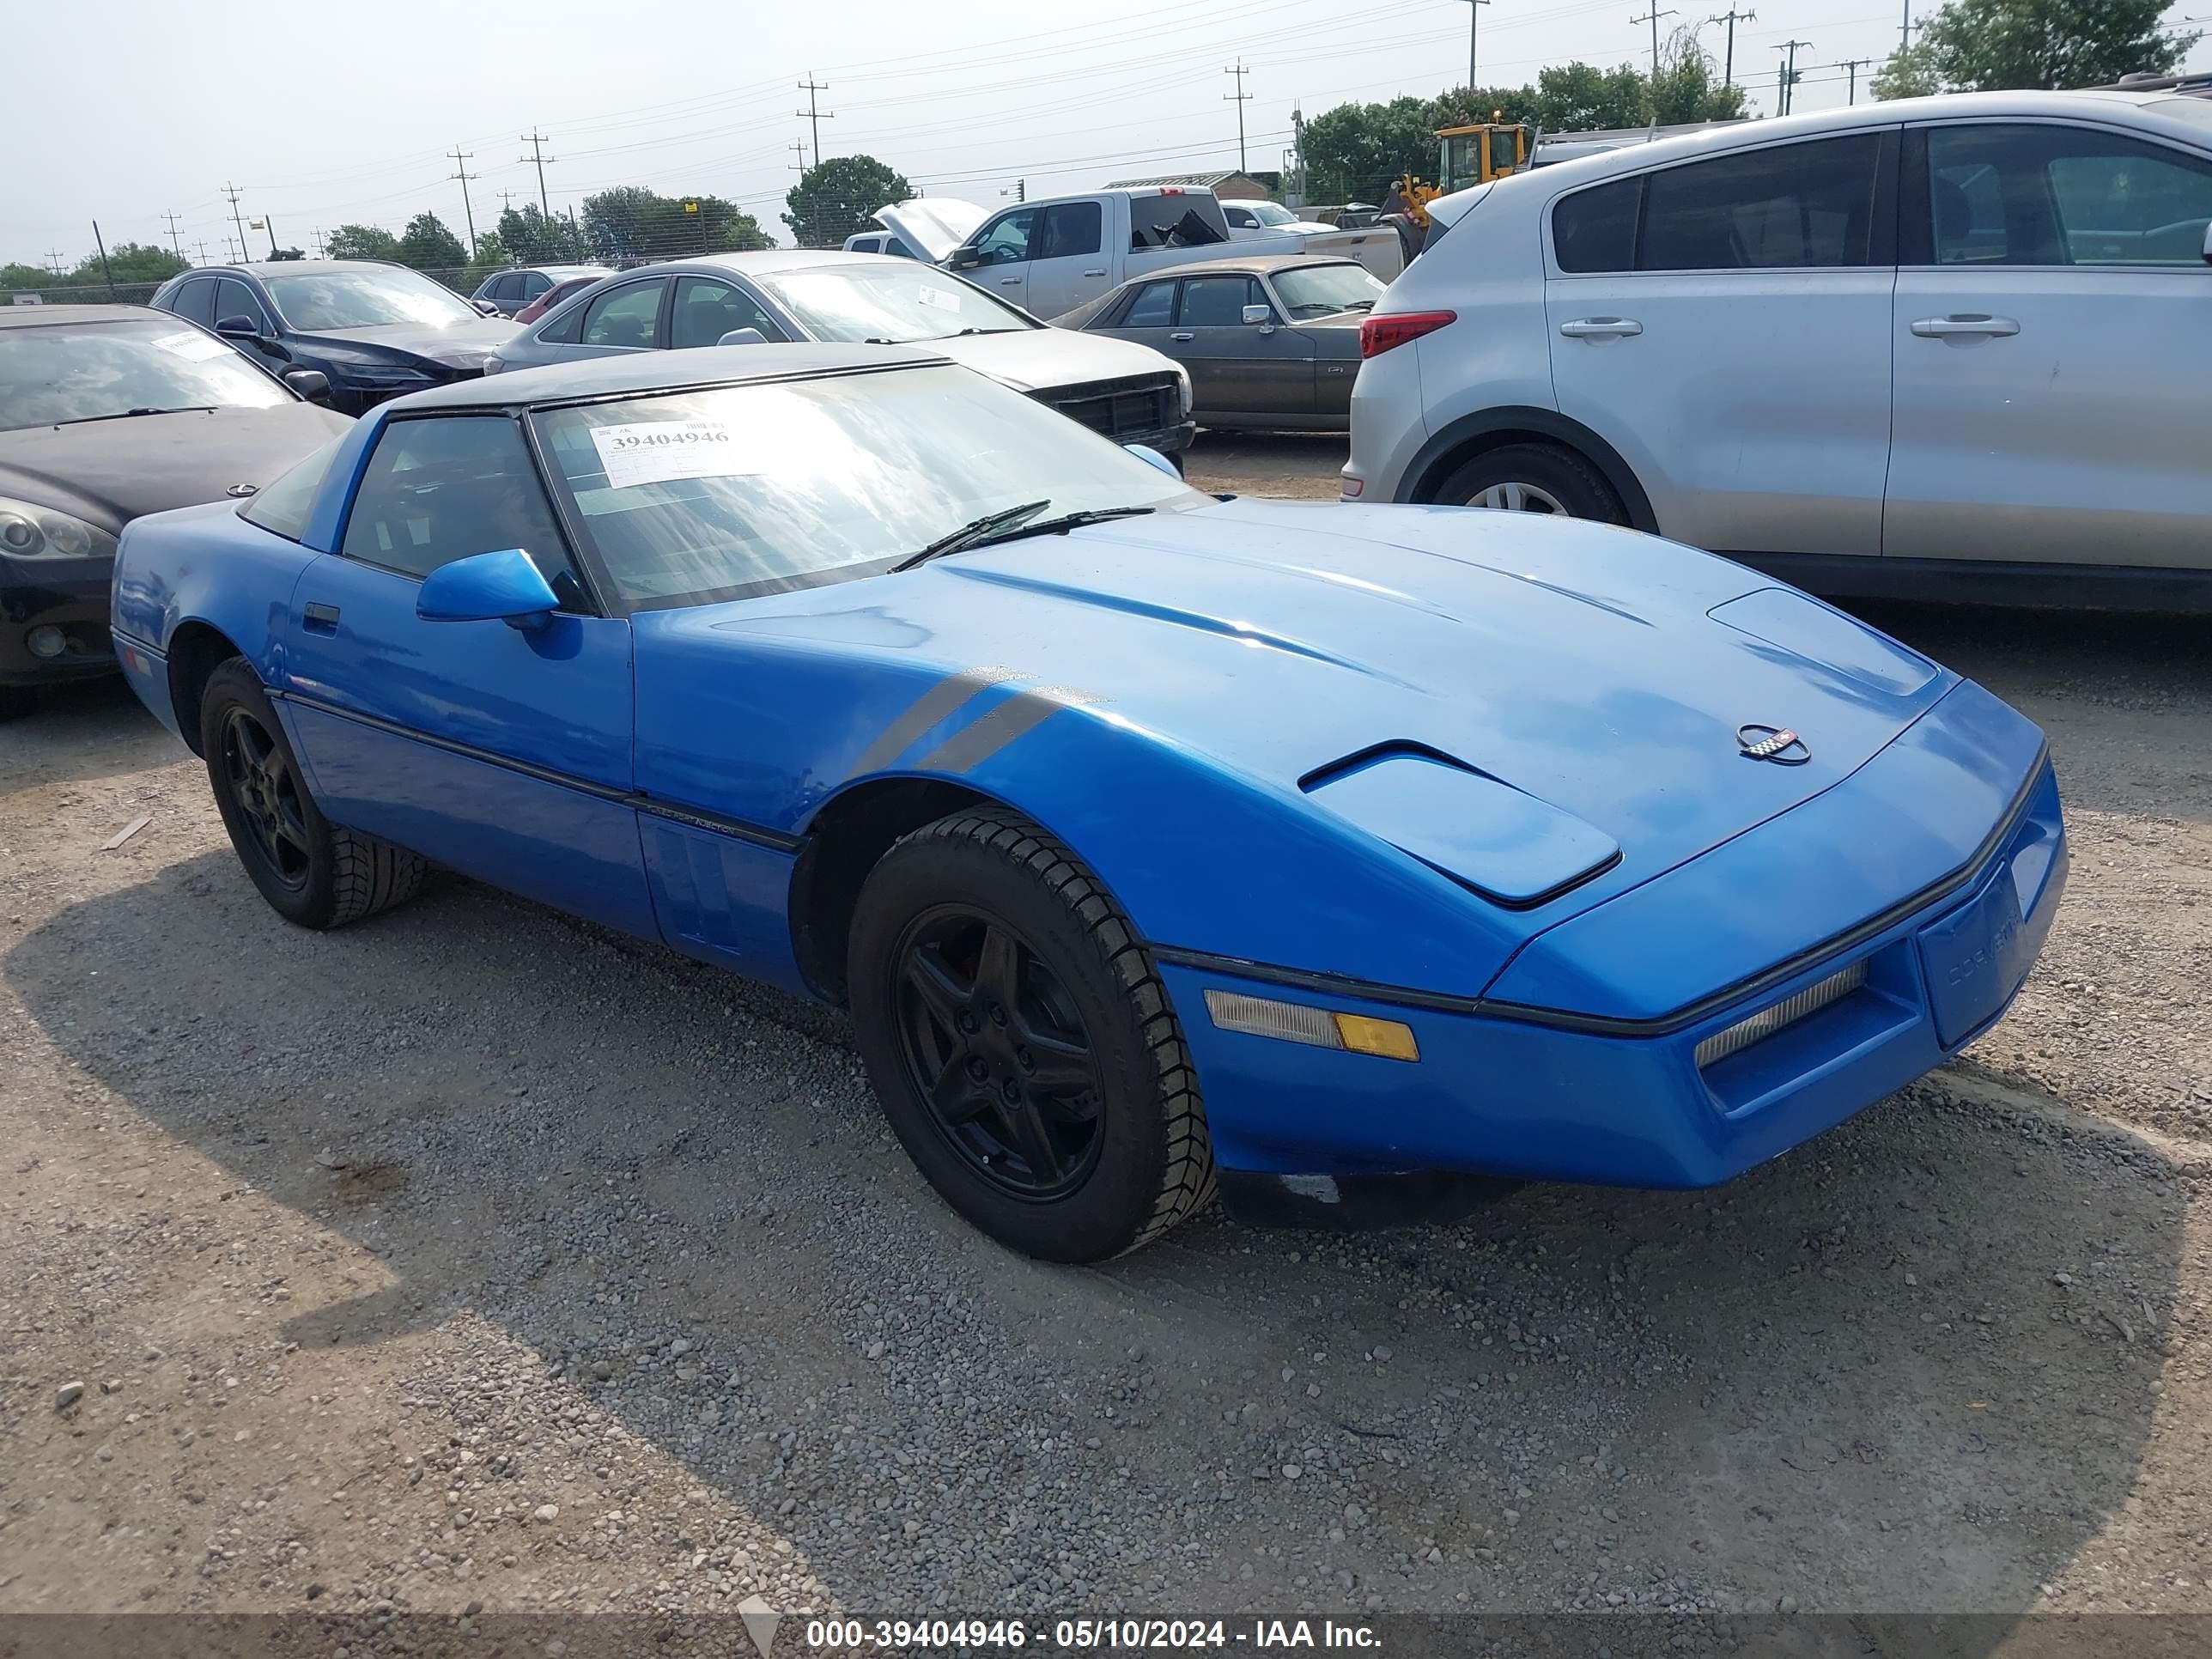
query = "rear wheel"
xmin=1435 ymin=441 xmax=1625 ymax=523
xmin=198 ymin=658 xmax=426 ymax=929
xmin=848 ymin=810 xmax=1214 ymax=1262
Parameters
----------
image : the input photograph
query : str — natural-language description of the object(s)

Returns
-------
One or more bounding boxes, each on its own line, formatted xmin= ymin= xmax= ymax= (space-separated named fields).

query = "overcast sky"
xmin=10 ymin=0 xmax=2209 ymax=266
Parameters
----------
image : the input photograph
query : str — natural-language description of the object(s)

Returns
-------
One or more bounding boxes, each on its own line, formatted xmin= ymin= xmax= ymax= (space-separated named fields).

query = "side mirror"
xmin=951 ymin=248 xmax=982 ymax=270
xmin=716 ymin=327 xmax=768 ymax=347
xmin=1241 ymin=303 xmax=1273 ymax=327
xmin=216 ymin=314 xmax=261 ymax=340
xmin=1123 ymin=442 xmax=1182 ymax=479
xmin=416 ymin=548 xmax=560 ymax=629
xmin=472 ymin=297 xmax=502 ymax=317
xmin=281 ymin=367 xmax=332 ymax=405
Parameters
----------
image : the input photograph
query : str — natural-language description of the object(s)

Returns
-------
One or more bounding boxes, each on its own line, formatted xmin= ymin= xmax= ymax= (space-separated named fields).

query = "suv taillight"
xmin=1359 ymin=310 xmax=1457 ymax=358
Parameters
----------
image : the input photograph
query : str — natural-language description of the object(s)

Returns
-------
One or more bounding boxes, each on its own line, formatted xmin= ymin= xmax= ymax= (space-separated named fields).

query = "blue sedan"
xmin=108 ymin=344 xmax=2067 ymax=1261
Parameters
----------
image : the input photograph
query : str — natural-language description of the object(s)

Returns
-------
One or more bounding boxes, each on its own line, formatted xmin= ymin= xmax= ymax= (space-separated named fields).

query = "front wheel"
xmin=848 ymin=810 xmax=1215 ymax=1262
xmin=198 ymin=658 xmax=427 ymax=929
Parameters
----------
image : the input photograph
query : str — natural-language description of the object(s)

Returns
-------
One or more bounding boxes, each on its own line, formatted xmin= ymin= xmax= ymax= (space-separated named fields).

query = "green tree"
xmin=463 ymin=229 xmax=510 ymax=293
xmin=396 ymin=212 xmax=467 ymax=275
xmin=495 ymin=204 xmax=584 ymax=264
xmin=325 ymin=223 xmax=400 ymax=260
xmin=1883 ymin=0 xmax=2197 ymax=92
xmin=582 ymin=187 xmax=771 ymax=261
xmin=1302 ymin=94 xmax=1448 ymax=202
xmin=782 ymin=155 xmax=910 ymax=249
xmin=1647 ymin=27 xmax=1750 ymax=123
xmin=1872 ymin=43 xmax=1945 ymax=98
xmin=1527 ymin=61 xmax=1650 ymax=130
xmin=67 ymin=241 xmax=188 ymax=288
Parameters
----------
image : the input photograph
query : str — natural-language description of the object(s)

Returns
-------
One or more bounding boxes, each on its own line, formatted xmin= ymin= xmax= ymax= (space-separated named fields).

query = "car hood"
xmin=932 ymin=327 xmax=1182 ymax=392
xmin=874 ymin=198 xmax=988 ymax=263
xmin=706 ymin=500 xmax=1955 ymax=902
xmin=0 ymin=403 xmax=353 ymax=533
xmin=291 ymin=316 xmax=520 ymax=370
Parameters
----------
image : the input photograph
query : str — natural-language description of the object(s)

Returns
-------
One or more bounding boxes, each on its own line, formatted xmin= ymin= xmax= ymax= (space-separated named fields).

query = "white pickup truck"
xmin=874 ymin=187 xmax=1403 ymax=319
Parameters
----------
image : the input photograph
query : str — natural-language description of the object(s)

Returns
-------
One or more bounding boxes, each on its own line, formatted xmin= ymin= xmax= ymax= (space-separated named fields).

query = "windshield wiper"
xmin=891 ymin=499 xmax=1053 ymax=571
xmin=959 ymin=505 xmax=1157 ymax=550
xmin=932 ymin=327 xmax=1024 ymax=338
xmin=52 ymin=405 xmax=221 ymax=427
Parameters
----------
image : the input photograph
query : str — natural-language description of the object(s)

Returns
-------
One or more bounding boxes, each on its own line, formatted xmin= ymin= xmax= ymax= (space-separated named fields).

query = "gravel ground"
xmin=3 ymin=438 xmax=2209 ymax=1650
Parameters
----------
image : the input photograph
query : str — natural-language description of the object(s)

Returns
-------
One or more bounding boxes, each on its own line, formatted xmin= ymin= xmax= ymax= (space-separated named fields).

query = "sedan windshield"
xmin=0 ymin=319 xmax=290 ymax=433
xmin=534 ymin=363 xmax=1200 ymax=608
xmin=264 ymin=267 xmax=481 ymax=331
xmin=755 ymin=265 xmax=1036 ymax=343
xmin=1270 ymin=262 xmax=1388 ymax=319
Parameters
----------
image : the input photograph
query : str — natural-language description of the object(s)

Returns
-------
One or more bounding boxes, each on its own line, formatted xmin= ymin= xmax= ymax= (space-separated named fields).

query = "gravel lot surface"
xmin=3 ymin=436 xmax=2208 ymax=1651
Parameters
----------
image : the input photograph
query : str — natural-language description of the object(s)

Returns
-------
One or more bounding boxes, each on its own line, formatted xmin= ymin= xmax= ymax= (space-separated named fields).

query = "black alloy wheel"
xmin=891 ymin=905 xmax=1106 ymax=1199
xmin=220 ymin=704 xmax=312 ymax=891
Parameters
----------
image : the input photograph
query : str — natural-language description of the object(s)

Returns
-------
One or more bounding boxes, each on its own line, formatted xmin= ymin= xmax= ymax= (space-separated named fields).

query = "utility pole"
xmin=91 ymin=221 xmax=118 ymax=299
xmin=1631 ymin=6 xmax=1679 ymax=77
xmin=222 ymin=182 xmax=248 ymax=259
xmin=1223 ymin=61 xmax=1253 ymax=173
xmin=1774 ymin=38 xmax=1811 ymax=113
xmin=520 ymin=131 xmax=556 ymax=216
xmin=1706 ymin=6 xmax=1754 ymax=86
xmin=261 ymin=217 xmax=280 ymax=257
xmin=161 ymin=210 xmax=185 ymax=258
xmin=1900 ymin=0 xmax=1911 ymax=52
xmin=1836 ymin=55 xmax=1874 ymax=104
xmin=1458 ymin=0 xmax=1492 ymax=89
xmin=192 ymin=240 xmax=213 ymax=266
xmin=447 ymin=146 xmax=480 ymax=257
xmin=797 ymin=75 xmax=832 ymax=167
xmin=311 ymin=228 xmax=326 ymax=258
xmin=45 ymin=250 xmax=65 ymax=278
xmin=788 ymin=139 xmax=809 ymax=175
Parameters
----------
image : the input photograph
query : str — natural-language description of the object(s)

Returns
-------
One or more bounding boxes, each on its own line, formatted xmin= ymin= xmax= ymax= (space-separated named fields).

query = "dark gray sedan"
xmin=1052 ymin=255 xmax=1385 ymax=432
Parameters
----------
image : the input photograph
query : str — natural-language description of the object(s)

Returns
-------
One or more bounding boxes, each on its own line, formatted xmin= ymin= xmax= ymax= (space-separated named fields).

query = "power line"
xmin=520 ymin=131 xmax=556 ymax=216
xmin=1707 ymin=6 xmax=1755 ymax=86
xmin=447 ymin=146 xmax=480 ymax=257
xmin=797 ymin=74 xmax=834 ymax=169
xmin=1631 ymin=5 xmax=1679 ymax=76
xmin=1223 ymin=61 xmax=1253 ymax=173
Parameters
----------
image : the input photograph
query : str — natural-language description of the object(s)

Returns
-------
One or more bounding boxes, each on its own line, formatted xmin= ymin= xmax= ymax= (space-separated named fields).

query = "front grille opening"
xmin=1695 ymin=960 xmax=1869 ymax=1069
xmin=1037 ymin=374 xmax=1177 ymax=441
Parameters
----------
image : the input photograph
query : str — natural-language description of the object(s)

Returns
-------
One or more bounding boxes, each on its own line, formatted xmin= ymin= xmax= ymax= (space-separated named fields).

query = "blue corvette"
xmin=109 ymin=344 xmax=2067 ymax=1261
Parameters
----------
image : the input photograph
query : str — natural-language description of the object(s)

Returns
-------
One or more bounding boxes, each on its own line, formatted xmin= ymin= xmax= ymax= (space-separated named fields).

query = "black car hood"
xmin=292 ymin=317 xmax=520 ymax=370
xmin=0 ymin=404 xmax=354 ymax=533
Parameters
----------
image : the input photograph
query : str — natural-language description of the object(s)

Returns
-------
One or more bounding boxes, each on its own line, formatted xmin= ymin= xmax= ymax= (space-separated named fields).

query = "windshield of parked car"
xmin=1270 ymin=262 xmax=1388 ymax=318
xmin=264 ymin=267 xmax=481 ymax=331
xmin=753 ymin=265 xmax=1037 ymax=343
xmin=1243 ymin=202 xmax=1299 ymax=227
xmin=533 ymin=363 xmax=1201 ymax=608
xmin=0 ymin=319 xmax=291 ymax=432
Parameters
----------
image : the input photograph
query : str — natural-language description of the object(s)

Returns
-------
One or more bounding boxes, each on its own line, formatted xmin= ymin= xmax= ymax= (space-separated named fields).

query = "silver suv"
xmin=1343 ymin=90 xmax=2212 ymax=608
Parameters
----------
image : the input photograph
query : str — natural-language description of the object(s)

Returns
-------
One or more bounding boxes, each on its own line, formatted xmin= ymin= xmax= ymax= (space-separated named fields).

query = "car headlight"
xmin=0 ymin=495 xmax=118 ymax=562
xmin=340 ymin=363 xmax=437 ymax=387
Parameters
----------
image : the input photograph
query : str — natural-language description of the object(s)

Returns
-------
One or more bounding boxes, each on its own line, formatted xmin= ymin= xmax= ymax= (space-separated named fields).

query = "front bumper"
xmin=1 ymin=556 xmax=117 ymax=685
xmin=1164 ymin=755 xmax=2066 ymax=1195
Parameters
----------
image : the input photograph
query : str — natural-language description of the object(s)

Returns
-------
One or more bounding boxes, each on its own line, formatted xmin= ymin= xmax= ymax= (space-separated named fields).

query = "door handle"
xmin=1170 ymin=331 xmax=1194 ymax=342
xmin=302 ymin=602 xmax=340 ymax=635
xmin=1000 ymin=276 xmax=1021 ymax=286
xmin=1910 ymin=314 xmax=2021 ymax=337
xmin=1083 ymin=268 xmax=1106 ymax=277
xmin=1558 ymin=317 xmax=1643 ymax=338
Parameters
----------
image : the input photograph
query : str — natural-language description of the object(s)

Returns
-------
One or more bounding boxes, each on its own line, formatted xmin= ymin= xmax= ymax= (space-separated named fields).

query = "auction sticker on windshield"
xmin=153 ymin=330 xmax=234 ymax=362
xmin=916 ymin=285 xmax=961 ymax=312
xmin=589 ymin=421 xmax=745 ymax=489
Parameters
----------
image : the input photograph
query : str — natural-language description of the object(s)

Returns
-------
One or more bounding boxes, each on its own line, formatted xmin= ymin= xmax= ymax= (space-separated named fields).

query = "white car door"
xmin=960 ymin=208 xmax=1036 ymax=311
xmin=1886 ymin=118 xmax=2212 ymax=570
xmin=1545 ymin=131 xmax=1899 ymax=557
xmin=1025 ymin=202 xmax=1112 ymax=317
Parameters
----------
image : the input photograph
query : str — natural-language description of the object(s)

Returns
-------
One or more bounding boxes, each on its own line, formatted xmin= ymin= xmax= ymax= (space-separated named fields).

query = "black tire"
xmin=848 ymin=810 xmax=1215 ymax=1263
xmin=198 ymin=658 xmax=426 ymax=930
xmin=1434 ymin=441 xmax=1626 ymax=523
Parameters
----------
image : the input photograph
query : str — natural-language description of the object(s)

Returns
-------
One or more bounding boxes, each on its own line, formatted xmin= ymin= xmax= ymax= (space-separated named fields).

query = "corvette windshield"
xmin=754 ymin=265 xmax=1036 ymax=343
xmin=533 ymin=364 xmax=1200 ymax=608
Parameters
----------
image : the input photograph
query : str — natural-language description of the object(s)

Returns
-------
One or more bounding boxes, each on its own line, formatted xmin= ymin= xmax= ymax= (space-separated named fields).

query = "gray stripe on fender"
xmin=915 ymin=684 xmax=1105 ymax=775
xmin=848 ymin=665 xmax=1033 ymax=777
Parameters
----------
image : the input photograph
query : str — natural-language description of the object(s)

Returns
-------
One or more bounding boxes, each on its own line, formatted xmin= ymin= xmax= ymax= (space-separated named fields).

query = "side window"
xmin=1121 ymin=280 xmax=1177 ymax=327
xmin=1553 ymin=177 xmax=1641 ymax=273
xmin=215 ymin=277 xmax=270 ymax=330
xmin=238 ymin=440 xmax=340 ymax=544
xmin=1037 ymin=202 xmax=1103 ymax=260
xmin=538 ymin=290 xmax=588 ymax=343
xmin=169 ymin=278 xmax=218 ymax=326
xmin=520 ymin=273 xmax=552 ymax=300
xmin=973 ymin=209 xmax=1035 ymax=266
xmin=1639 ymin=134 xmax=1884 ymax=270
xmin=889 ymin=235 xmax=924 ymax=259
xmin=1917 ymin=124 xmax=2212 ymax=267
xmin=581 ymin=280 xmax=664 ymax=348
xmin=670 ymin=276 xmax=782 ymax=349
xmin=1129 ymin=193 xmax=1230 ymax=251
xmin=340 ymin=416 xmax=576 ymax=590
xmin=1177 ymin=274 xmax=1263 ymax=326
